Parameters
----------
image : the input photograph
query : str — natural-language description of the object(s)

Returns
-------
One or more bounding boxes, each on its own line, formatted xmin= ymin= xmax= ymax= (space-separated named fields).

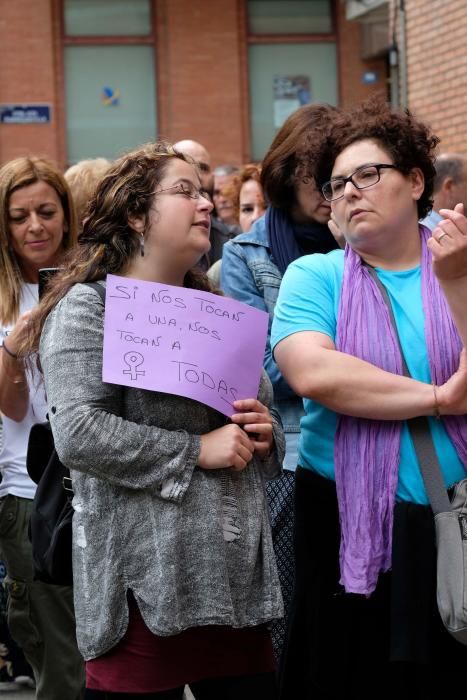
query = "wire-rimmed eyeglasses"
xmin=152 ymin=183 xmax=209 ymax=200
xmin=321 ymin=163 xmax=399 ymax=202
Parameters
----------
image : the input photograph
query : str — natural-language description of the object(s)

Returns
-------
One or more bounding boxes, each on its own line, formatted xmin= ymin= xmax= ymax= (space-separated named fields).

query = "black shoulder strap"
xmin=84 ymin=281 xmax=106 ymax=305
xmin=366 ymin=265 xmax=451 ymax=515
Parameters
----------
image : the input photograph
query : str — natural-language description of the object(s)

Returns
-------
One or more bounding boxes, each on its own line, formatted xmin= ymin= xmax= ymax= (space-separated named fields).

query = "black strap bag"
xmin=26 ymin=281 xmax=105 ymax=586
xmin=27 ymin=421 xmax=74 ymax=585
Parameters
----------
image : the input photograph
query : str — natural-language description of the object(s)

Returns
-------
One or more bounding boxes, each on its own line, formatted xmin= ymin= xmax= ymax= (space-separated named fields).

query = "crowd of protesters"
xmin=0 ymin=96 xmax=466 ymax=700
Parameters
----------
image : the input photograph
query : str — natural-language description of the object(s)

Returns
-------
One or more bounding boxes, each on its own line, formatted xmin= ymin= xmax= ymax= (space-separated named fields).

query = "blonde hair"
xmin=64 ymin=158 xmax=112 ymax=226
xmin=0 ymin=157 xmax=78 ymax=325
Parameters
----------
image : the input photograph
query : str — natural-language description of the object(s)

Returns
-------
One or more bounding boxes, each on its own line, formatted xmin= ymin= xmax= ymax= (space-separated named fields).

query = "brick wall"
xmin=391 ymin=0 xmax=467 ymax=152
xmin=336 ymin=1 xmax=388 ymax=108
xmin=0 ymin=0 xmax=61 ymax=165
xmin=0 ymin=0 xmax=390 ymax=169
xmin=156 ymin=0 xmax=248 ymax=167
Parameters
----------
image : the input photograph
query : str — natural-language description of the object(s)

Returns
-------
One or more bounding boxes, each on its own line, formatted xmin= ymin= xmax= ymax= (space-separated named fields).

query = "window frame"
xmin=243 ymin=0 xmax=339 ymax=161
xmin=55 ymin=0 xmax=159 ymax=166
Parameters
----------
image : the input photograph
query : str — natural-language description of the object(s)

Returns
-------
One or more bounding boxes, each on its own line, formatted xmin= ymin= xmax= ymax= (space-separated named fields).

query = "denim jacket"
xmin=221 ymin=216 xmax=304 ymax=433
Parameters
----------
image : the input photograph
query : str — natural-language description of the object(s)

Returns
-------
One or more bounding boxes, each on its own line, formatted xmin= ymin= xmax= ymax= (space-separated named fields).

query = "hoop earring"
xmin=140 ymin=232 xmax=145 ymax=257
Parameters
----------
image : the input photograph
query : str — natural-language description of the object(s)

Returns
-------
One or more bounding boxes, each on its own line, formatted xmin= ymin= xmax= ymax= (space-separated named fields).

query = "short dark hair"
xmin=261 ymin=103 xmax=339 ymax=213
xmin=433 ymin=154 xmax=466 ymax=192
xmin=314 ymin=97 xmax=439 ymax=219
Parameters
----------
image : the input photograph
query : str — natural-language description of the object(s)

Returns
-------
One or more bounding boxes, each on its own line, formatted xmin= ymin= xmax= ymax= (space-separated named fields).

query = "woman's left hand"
xmin=428 ymin=203 xmax=467 ymax=281
xmin=230 ymin=399 xmax=273 ymax=459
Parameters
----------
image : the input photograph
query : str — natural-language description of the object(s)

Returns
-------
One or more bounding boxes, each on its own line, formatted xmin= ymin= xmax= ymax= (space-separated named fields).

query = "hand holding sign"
xmin=230 ymin=398 xmax=273 ymax=459
xmin=198 ymin=423 xmax=255 ymax=472
xmin=197 ymin=399 xmax=274 ymax=472
xmin=102 ymin=275 xmax=269 ymax=417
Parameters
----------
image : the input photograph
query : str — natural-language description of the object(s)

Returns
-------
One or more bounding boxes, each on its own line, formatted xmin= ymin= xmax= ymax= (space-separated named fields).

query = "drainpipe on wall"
xmin=388 ymin=43 xmax=399 ymax=108
xmin=398 ymin=0 xmax=408 ymax=108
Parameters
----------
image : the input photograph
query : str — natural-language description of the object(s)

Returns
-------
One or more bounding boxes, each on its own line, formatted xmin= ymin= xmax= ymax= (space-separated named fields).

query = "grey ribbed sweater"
xmin=40 ymin=282 xmax=284 ymax=660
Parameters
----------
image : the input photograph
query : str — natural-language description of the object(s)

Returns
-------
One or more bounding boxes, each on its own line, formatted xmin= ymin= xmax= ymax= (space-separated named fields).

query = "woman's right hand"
xmin=197 ymin=424 xmax=255 ymax=472
xmin=4 ymin=310 xmax=33 ymax=356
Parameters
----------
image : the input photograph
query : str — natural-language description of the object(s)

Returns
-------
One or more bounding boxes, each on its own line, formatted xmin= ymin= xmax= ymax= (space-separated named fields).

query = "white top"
xmin=0 ymin=283 xmax=47 ymax=500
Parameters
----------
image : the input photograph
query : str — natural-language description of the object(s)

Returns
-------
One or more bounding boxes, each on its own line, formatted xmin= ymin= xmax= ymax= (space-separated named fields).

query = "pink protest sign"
xmin=102 ymin=274 xmax=269 ymax=416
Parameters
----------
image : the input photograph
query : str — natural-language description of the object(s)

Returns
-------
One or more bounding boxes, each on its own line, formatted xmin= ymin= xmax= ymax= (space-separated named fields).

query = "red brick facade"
xmin=0 ymin=0 xmax=385 ymax=169
xmin=390 ymin=0 xmax=467 ymax=152
xmin=0 ymin=0 xmax=61 ymax=163
xmin=337 ymin=1 xmax=387 ymax=108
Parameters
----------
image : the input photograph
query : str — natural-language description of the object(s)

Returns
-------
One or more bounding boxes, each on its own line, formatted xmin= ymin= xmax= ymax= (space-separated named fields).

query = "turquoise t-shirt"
xmin=271 ymin=249 xmax=465 ymax=505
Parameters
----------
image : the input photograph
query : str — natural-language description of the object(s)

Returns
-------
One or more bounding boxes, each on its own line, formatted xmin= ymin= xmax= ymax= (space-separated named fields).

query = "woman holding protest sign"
xmin=24 ymin=142 xmax=284 ymax=699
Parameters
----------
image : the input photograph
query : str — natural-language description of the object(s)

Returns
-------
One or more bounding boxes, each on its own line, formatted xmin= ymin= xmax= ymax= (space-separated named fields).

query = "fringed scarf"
xmin=266 ymin=206 xmax=338 ymax=275
xmin=335 ymin=225 xmax=467 ymax=594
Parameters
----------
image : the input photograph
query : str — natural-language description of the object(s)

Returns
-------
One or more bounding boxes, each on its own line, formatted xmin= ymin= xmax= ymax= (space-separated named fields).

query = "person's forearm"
xmin=438 ymin=277 xmax=467 ymax=350
xmin=0 ymin=349 xmax=29 ymax=421
xmin=277 ymin=346 xmax=435 ymax=421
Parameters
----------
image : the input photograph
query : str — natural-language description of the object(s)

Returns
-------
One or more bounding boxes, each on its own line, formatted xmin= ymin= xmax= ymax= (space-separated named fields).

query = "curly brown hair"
xmin=222 ymin=163 xmax=262 ymax=221
xmin=313 ymin=97 xmax=439 ymax=219
xmin=24 ymin=141 xmax=214 ymax=358
xmin=260 ymin=103 xmax=340 ymax=213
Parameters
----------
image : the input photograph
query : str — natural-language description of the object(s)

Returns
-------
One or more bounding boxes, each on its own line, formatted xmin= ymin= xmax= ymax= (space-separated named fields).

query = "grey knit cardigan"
xmin=40 ymin=283 xmax=285 ymax=660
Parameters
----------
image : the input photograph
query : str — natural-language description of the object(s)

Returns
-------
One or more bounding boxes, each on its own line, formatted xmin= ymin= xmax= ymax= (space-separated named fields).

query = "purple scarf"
xmin=335 ymin=225 xmax=467 ymax=594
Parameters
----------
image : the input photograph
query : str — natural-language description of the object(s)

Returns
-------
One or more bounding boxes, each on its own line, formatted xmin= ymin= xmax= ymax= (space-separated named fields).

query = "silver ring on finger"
xmin=436 ymin=231 xmax=450 ymax=243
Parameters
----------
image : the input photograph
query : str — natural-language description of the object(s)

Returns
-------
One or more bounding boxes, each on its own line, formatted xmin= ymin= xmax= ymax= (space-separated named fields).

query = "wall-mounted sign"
xmin=0 ymin=105 xmax=52 ymax=124
xmin=273 ymin=75 xmax=311 ymax=129
xmin=101 ymin=87 xmax=120 ymax=106
xmin=362 ymin=71 xmax=379 ymax=85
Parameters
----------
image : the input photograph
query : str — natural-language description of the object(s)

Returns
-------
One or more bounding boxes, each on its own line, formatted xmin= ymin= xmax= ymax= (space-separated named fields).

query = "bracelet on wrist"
xmin=2 ymin=341 xmax=19 ymax=360
xmin=432 ymin=383 xmax=441 ymax=419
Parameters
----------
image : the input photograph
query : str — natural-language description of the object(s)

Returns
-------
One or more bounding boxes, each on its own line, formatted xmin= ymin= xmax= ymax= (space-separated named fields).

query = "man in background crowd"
xmin=174 ymin=140 xmax=239 ymax=266
xmin=423 ymin=153 xmax=467 ymax=228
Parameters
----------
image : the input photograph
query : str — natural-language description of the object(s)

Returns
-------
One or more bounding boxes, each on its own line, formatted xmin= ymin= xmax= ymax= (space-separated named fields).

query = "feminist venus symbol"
xmin=123 ymin=351 xmax=146 ymax=381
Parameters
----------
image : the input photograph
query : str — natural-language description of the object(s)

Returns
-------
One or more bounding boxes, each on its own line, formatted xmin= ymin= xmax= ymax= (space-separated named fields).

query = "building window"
xmin=247 ymin=0 xmax=337 ymax=160
xmin=63 ymin=0 xmax=157 ymax=164
xmin=248 ymin=0 xmax=333 ymax=34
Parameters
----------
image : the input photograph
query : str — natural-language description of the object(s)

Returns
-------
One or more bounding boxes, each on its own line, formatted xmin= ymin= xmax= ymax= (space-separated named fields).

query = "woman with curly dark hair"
xmin=272 ymin=98 xmax=467 ymax=698
xmin=24 ymin=142 xmax=285 ymax=699
xmin=221 ymin=104 xmax=340 ymax=659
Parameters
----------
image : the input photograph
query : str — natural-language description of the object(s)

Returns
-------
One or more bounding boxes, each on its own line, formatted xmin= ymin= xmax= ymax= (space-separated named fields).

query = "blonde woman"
xmin=65 ymin=158 xmax=112 ymax=227
xmin=0 ymin=157 xmax=84 ymax=698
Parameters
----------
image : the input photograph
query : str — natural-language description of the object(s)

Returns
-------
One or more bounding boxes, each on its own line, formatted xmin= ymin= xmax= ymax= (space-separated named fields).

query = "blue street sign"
xmin=0 ymin=105 xmax=52 ymax=124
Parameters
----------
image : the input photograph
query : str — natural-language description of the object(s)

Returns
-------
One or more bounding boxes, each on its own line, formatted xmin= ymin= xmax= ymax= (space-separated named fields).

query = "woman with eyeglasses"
xmin=272 ymin=98 xmax=467 ymax=699
xmin=221 ymin=104 xmax=340 ymax=660
xmin=24 ymin=143 xmax=284 ymax=699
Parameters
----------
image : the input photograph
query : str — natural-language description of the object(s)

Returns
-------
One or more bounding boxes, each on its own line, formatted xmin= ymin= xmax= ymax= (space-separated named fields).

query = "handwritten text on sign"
xmin=102 ymin=275 xmax=269 ymax=416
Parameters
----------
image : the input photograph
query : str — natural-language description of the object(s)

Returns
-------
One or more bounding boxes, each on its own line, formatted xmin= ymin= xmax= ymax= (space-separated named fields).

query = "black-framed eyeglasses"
xmin=321 ymin=163 xmax=400 ymax=202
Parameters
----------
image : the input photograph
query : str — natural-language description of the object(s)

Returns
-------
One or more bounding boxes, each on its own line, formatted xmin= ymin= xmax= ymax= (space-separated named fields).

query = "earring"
xmin=140 ymin=232 xmax=145 ymax=257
